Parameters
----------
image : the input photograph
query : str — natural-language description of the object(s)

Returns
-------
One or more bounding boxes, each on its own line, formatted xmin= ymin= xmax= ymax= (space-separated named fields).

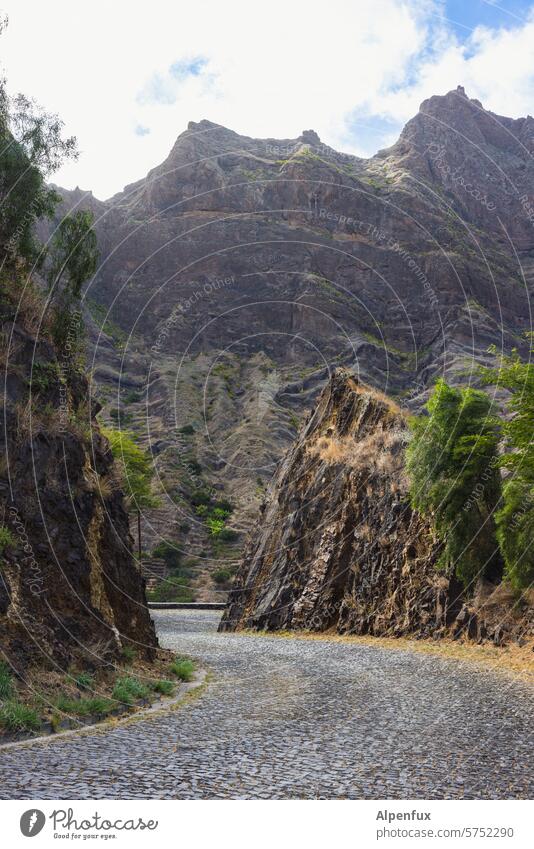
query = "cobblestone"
xmin=0 ymin=610 xmax=532 ymax=799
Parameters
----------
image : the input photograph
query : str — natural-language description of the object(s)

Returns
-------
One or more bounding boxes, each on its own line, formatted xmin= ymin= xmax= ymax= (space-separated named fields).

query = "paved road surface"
xmin=0 ymin=610 xmax=532 ymax=799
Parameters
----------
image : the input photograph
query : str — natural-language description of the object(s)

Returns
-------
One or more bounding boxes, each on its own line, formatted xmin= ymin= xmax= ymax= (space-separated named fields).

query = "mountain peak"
xmin=187 ymin=119 xmax=225 ymax=132
xmin=418 ymin=85 xmax=484 ymax=116
xmin=299 ymin=129 xmax=321 ymax=144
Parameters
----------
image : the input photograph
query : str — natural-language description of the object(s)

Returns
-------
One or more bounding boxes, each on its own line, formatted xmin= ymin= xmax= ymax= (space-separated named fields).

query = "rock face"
xmin=219 ymin=371 xmax=533 ymax=642
xmin=220 ymin=370 xmax=444 ymax=634
xmin=47 ymin=87 xmax=534 ymax=592
xmin=0 ymin=286 xmax=157 ymax=671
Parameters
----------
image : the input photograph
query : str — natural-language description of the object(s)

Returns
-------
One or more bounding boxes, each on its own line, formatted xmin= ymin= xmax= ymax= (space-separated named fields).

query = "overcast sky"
xmin=1 ymin=0 xmax=534 ymax=199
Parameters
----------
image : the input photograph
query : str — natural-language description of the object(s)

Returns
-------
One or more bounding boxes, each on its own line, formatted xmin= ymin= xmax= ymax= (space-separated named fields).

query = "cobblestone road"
xmin=1 ymin=610 xmax=533 ymax=799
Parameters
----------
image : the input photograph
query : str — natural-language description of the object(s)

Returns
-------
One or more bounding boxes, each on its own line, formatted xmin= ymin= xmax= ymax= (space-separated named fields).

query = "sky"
xmin=1 ymin=0 xmax=534 ymax=199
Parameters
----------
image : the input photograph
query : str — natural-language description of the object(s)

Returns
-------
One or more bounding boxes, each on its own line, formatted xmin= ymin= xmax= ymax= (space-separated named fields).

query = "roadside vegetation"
xmin=101 ymin=427 xmax=159 ymax=557
xmin=480 ymin=341 xmax=534 ymax=591
xmin=407 ymin=379 xmax=502 ymax=588
xmin=407 ymin=343 xmax=534 ymax=593
xmin=0 ymin=653 xmax=197 ymax=738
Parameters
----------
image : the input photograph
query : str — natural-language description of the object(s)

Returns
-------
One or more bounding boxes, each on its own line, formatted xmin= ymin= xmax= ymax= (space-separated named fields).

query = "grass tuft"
xmin=0 ymin=661 xmax=14 ymax=699
xmin=0 ymin=701 xmax=40 ymax=731
xmin=169 ymin=658 xmax=195 ymax=682
xmin=121 ymin=645 xmax=137 ymax=664
xmin=74 ymin=672 xmax=94 ymax=690
xmin=55 ymin=694 xmax=115 ymax=716
xmin=150 ymin=679 xmax=175 ymax=696
xmin=112 ymin=676 xmax=149 ymax=705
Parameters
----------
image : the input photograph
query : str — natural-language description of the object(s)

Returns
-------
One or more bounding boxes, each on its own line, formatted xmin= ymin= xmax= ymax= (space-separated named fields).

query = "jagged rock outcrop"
xmin=0 ymin=282 xmax=157 ymax=672
xmin=220 ymin=371 xmax=533 ymax=642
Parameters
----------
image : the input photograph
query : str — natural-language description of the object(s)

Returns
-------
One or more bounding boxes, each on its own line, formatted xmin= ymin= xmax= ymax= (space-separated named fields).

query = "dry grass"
xmin=0 ymin=335 xmax=23 ymax=371
xmin=308 ymin=426 xmax=406 ymax=476
xmin=65 ymin=401 xmax=93 ymax=443
xmin=14 ymin=399 xmax=67 ymax=445
xmin=96 ymin=472 xmax=120 ymax=500
xmin=349 ymin=377 xmax=402 ymax=415
xmin=243 ymin=629 xmax=534 ymax=685
xmin=14 ymin=282 xmax=48 ymax=336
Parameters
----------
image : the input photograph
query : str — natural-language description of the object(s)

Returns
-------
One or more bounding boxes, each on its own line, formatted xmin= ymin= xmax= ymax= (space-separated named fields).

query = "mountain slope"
xmin=47 ymin=87 xmax=533 ymax=597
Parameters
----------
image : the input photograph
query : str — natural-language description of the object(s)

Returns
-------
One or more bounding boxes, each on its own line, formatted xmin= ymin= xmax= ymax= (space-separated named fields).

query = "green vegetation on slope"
xmin=480 ymin=341 xmax=534 ymax=590
xmin=407 ymin=378 xmax=502 ymax=589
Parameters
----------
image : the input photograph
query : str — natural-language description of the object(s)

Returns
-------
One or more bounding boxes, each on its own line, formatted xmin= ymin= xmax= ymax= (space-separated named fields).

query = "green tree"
xmin=406 ymin=379 xmax=502 ymax=588
xmin=0 ymin=18 xmax=77 ymax=266
xmin=46 ymin=210 xmax=99 ymax=352
xmin=152 ymin=540 xmax=183 ymax=572
xmin=480 ymin=341 xmax=534 ymax=590
xmin=47 ymin=211 xmax=98 ymax=300
xmin=102 ymin=427 xmax=159 ymax=558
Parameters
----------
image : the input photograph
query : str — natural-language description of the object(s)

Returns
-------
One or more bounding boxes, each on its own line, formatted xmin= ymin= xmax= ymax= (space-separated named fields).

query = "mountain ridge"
xmin=40 ymin=86 xmax=533 ymax=600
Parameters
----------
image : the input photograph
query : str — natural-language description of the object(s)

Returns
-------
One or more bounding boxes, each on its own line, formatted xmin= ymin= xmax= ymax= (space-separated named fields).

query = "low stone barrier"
xmin=148 ymin=602 xmax=226 ymax=610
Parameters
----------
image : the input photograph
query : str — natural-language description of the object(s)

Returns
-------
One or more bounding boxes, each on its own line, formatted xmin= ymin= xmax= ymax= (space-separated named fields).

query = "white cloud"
xmin=1 ymin=0 xmax=534 ymax=198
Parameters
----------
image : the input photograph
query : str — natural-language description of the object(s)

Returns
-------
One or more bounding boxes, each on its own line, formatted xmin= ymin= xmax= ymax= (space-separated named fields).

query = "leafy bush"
xmin=212 ymin=568 xmax=231 ymax=585
xmin=169 ymin=658 xmax=194 ymax=682
xmin=191 ymin=490 xmax=211 ymax=507
xmin=112 ymin=676 xmax=149 ymax=705
xmin=103 ymin=427 xmax=158 ymax=511
xmin=407 ymin=379 xmax=502 ymax=588
xmin=218 ymin=527 xmax=239 ymax=542
xmin=212 ymin=507 xmax=230 ymax=520
xmin=481 ymin=342 xmax=534 ymax=589
xmin=495 ymin=478 xmax=534 ymax=591
xmin=152 ymin=540 xmax=182 ymax=570
xmin=207 ymin=517 xmax=225 ymax=536
xmin=30 ymin=360 xmax=60 ymax=393
xmin=179 ymin=424 xmax=195 ymax=435
xmin=124 ymin=390 xmax=141 ymax=404
xmin=109 ymin=407 xmax=133 ymax=425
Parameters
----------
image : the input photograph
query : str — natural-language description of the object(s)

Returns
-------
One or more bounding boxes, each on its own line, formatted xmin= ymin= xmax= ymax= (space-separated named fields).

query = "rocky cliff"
xmin=46 ymin=87 xmax=534 ymax=596
xmin=0 ymin=274 xmax=157 ymax=672
xmin=220 ymin=371 xmax=533 ymax=643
